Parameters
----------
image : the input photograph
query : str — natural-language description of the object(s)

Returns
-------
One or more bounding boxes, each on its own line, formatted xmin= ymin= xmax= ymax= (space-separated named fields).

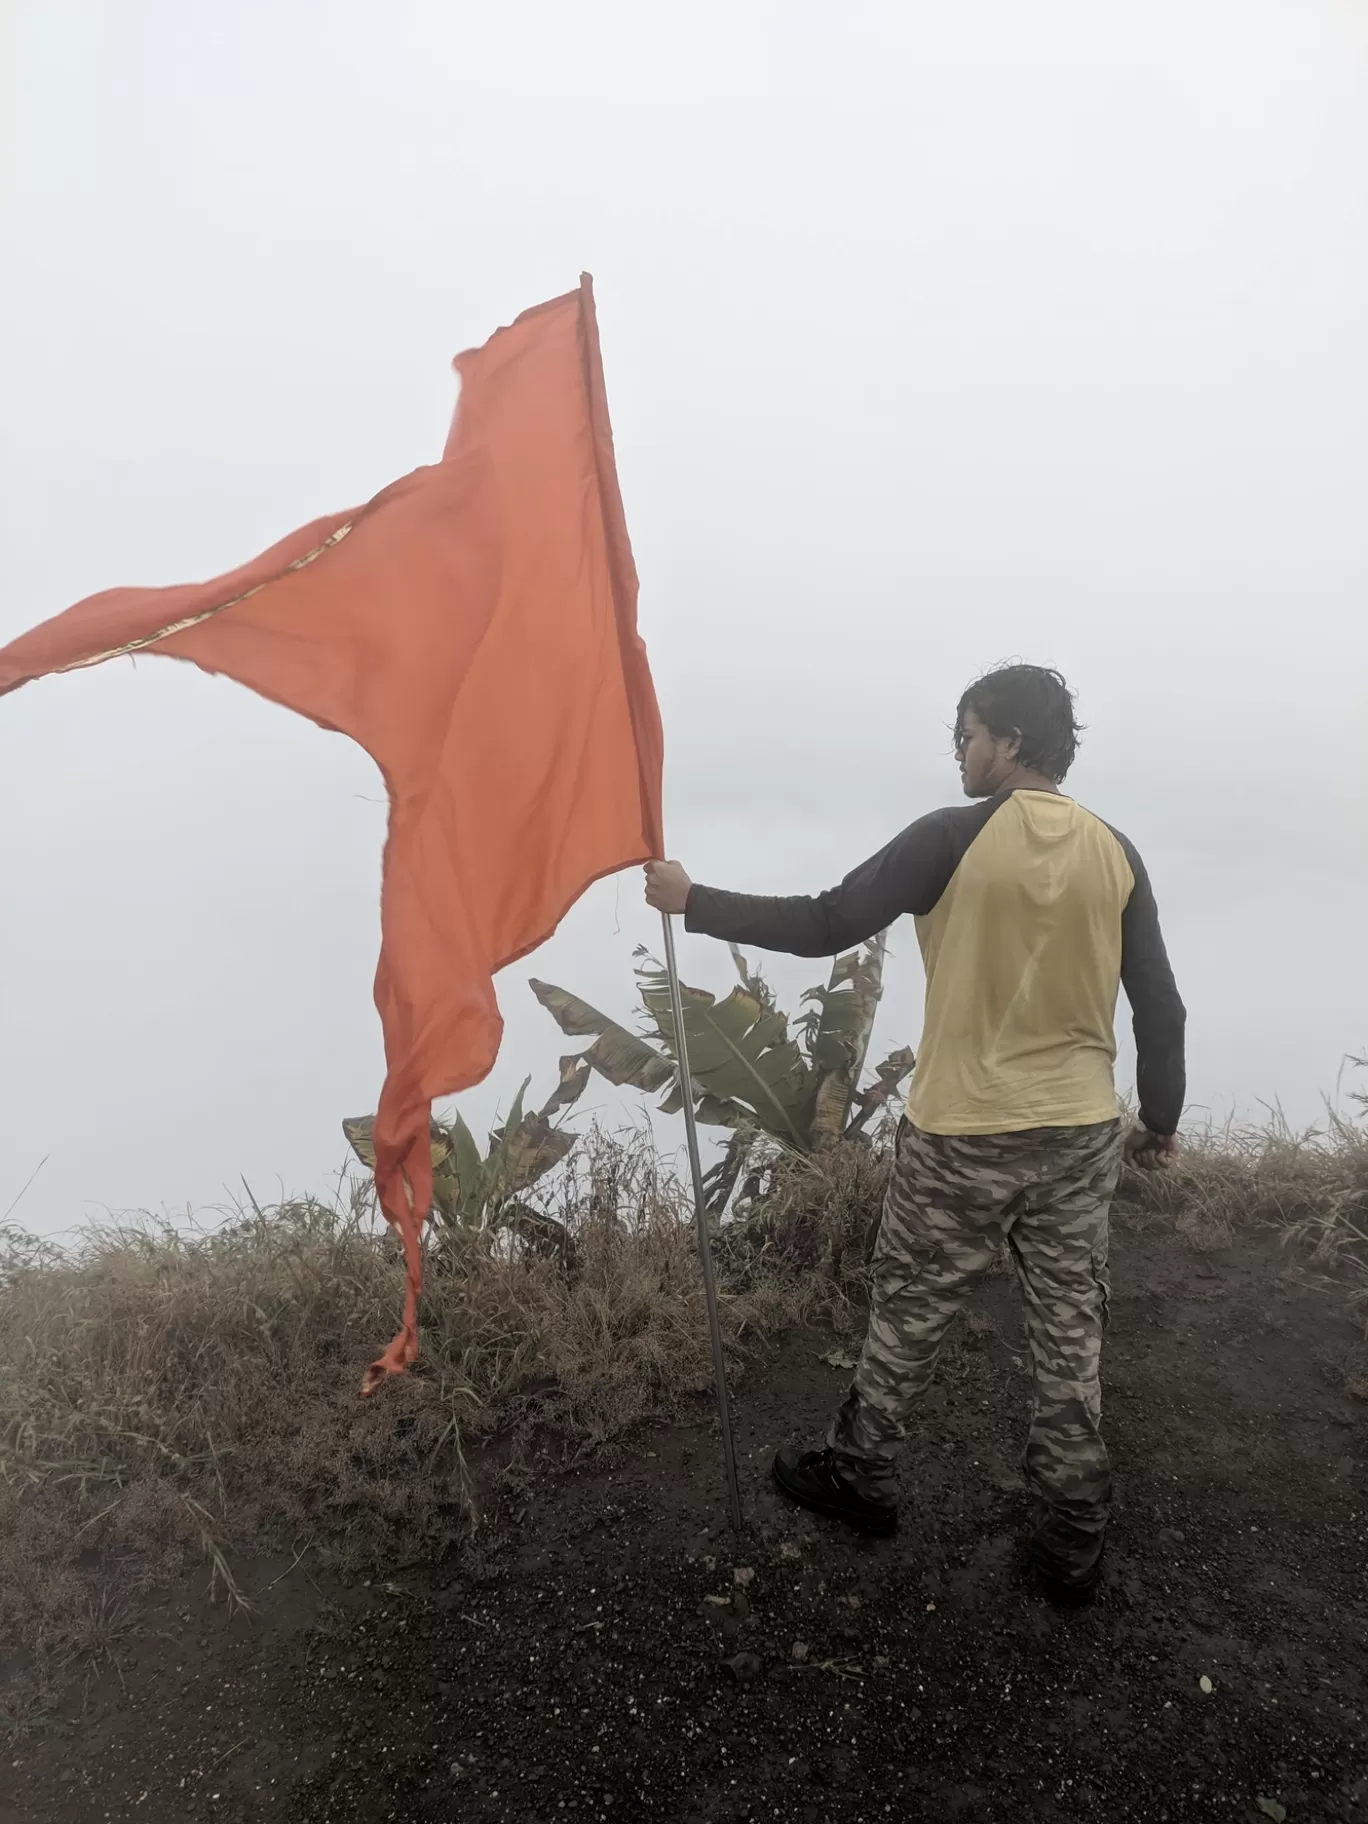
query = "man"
xmin=645 ymin=662 xmax=1185 ymax=1601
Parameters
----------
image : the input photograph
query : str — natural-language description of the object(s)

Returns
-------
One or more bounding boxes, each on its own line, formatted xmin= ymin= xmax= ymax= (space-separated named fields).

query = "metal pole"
xmin=660 ymin=911 xmax=744 ymax=1533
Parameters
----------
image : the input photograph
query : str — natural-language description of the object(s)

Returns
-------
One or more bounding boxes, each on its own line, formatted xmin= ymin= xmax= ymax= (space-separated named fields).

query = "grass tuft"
xmin=1116 ymin=1106 xmax=1368 ymax=1300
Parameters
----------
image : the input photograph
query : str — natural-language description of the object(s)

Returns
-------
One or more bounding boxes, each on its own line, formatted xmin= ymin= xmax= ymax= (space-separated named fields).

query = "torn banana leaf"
xmin=804 ymin=940 xmax=888 ymax=1147
xmin=341 ymin=1114 xmax=453 ymax=1173
xmin=528 ymin=979 xmax=675 ymax=1093
xmin=846 ymin=1045 xmax=917 ymax=1137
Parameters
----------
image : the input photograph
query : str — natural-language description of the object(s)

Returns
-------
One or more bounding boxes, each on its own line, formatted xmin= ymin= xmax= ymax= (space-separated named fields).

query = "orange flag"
xmin=0 ymin=277 xmax=664 ymax=1391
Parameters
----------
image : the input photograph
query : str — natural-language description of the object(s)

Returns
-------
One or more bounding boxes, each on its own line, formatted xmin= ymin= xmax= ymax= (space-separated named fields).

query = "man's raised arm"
xmin=644 ymin=811 xmax=959 ymax=958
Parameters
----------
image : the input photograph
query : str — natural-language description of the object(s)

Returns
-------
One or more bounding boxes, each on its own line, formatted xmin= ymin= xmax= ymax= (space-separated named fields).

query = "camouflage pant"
xmin=829 ymin=1118 xmax=1123 ymax=1532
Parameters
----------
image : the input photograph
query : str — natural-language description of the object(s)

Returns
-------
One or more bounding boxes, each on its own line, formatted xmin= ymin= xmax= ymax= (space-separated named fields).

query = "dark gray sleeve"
xmin=1114 ymin=837 xmax=1187 ymax=1136
xmin=683 ymin=804 xmax=987 ymax=957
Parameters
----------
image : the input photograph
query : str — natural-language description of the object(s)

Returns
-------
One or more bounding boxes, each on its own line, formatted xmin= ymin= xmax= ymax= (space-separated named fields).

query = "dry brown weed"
xmin=2 ymin=1103 xmax=1365 ymax=1725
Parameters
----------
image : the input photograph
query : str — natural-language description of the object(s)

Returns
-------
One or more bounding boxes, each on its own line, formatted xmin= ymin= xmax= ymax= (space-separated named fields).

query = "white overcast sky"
xmin=2 ymin=1 xmax=1365 ymax=1236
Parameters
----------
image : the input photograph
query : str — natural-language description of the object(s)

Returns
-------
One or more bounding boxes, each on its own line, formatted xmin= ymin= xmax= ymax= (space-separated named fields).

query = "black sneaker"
xmin=1029 ymin=1511 xmax=1106 ymax=1603
xmin=772 ymin=1446 xmax=897 ymax=1535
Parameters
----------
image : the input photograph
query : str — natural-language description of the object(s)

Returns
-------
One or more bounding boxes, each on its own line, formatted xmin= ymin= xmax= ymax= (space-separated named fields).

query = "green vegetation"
xmin=342 ymin=1062 xmax=592 ymax=1261
xmin=532 ymin=940 xmax=914 ymax=1213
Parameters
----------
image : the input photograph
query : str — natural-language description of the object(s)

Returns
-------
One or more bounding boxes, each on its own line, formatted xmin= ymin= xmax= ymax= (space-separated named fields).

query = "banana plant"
xmin=342 ymin=1057 xmax=591 ymax=1257
xmin=530 ymin=942 xmax=914 ymax=1213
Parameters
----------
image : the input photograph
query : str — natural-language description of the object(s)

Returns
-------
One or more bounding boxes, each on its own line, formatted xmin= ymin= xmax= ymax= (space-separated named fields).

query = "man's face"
xmin=956 ymin=706 xmax=1018 ymax=798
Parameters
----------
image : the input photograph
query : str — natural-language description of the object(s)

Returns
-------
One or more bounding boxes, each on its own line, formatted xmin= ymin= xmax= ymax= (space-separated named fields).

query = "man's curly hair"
xmin=954 ymin=663 xmax=1082 ymax=782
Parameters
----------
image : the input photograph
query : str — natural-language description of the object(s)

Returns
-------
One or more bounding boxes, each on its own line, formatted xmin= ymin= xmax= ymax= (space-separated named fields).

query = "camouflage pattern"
xmin=828 ymin=1117 xmax=1123 ymax=1532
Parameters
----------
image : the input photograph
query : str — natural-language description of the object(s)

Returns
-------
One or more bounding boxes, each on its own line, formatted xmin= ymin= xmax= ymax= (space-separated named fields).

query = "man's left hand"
xmin=645 ymin=860 xmax=693 ymax=916
xmin=1125 ymin=1123 xmax=1179 ymax=1170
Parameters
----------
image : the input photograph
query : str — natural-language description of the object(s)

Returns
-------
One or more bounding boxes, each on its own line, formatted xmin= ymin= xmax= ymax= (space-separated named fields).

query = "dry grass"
xmin=1116 ymin=1106 xmax=1368 ymax=1311
xmin=725 ymin=1106 xmax=1368 ymax=1321
xmin=713 ymin=1138 xmax=892 ymax=1328
xmin=2 ymin=1105 xmax=1366 ymax=1726
xmin=0 ymin=1127 xmax=821 ymax=1722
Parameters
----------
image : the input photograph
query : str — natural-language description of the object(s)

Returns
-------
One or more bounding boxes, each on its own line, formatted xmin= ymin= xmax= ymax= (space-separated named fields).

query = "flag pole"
xmin=660 ymin=911 xmax=744 ymax=1533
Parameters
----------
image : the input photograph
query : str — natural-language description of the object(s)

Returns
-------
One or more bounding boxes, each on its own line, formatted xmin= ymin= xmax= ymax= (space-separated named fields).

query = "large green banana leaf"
xmin=528 ymin=980 xmax=675 ymax=1093
xmin=635 ymin=962 xmax=812 ymax=1150
xmin=533 ymin=962 xmax=812 ymax=1149
xmin=693 ymin=1092 xmax=753 ymax=1130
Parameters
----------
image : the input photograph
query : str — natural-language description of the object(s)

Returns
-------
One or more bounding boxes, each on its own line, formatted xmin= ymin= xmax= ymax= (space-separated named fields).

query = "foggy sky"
xmin=2 ymin=1 xmax=1365 ymax=1237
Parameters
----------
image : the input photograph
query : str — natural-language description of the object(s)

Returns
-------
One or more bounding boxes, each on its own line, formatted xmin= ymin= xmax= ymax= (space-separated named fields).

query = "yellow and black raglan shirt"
xmin=684 ymin=789 xmax=1186 ymax=1138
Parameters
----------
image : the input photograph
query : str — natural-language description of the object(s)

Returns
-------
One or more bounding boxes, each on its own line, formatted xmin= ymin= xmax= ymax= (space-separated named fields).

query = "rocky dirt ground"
xmin=3 ymin=1220 xmax=1366 ymax=1824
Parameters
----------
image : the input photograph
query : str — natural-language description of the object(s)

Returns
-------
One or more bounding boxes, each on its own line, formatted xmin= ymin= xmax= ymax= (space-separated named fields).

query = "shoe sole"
xmin=1035 ymin=1569 xmax=1101 ymax=1606
xmin=771 ymin=1462 xmax=897 ymax=1536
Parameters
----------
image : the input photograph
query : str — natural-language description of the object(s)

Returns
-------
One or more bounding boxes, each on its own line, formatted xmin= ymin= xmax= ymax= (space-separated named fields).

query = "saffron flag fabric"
xmin=0 ymin=276 xmax=664 ymax=1391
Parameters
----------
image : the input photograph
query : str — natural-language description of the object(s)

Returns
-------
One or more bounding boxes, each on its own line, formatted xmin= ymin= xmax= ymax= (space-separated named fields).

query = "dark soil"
xmin=4 ymin=1222 xmax=1366 ymax=1824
